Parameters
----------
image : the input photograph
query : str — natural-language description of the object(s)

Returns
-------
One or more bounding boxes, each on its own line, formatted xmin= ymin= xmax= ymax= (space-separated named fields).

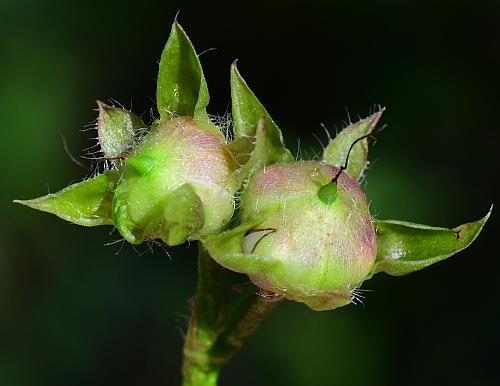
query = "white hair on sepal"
xmin=294 ymin=137 xmax=303 ymax=161
xmin=197 ymin=47 xmax=217 ymax=58
xmin=312 ymin=131 xmax=327 ymax=149
xmin=308 ymin=147 xmax=323 ymax=161
xmin=350 ymin=287 xmax=373 ymax=307
xmin=107 ymin=98 xmax=127 ymax=110
xmin=230 ymin=191 xmax=240 ymax=213
xmin=345 ymin=106 xmax=352 ymax=125
xmin=209 ymin=112 xmax=233 ymax=143
xmin=145 ymin=237 xmax=172 ymax=259
xmin=149 ymin=107 xmax=159 ymax=123
xmin=104 ymin=237 xmax=127 ymax=255
xmin=81 ymin=117 xmax=98 ymax=132
xmin=320 ymin=122 xmax=332 ymax=142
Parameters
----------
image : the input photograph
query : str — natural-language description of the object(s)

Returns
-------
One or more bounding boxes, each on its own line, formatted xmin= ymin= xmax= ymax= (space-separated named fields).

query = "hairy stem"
xmin=181 ymin=243 xmax=277 ymax=386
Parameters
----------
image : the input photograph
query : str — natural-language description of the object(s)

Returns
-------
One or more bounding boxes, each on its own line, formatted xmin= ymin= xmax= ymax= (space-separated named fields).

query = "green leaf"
xmin=156 ymin=21 xmax=210 ymax=127
xmin=161 ymin=183 xmax=204 ymax=246
xmin=230 ymin=63 xmax=293 ymax=165
xmin=14 ymin=170 xmax=120 ymax=226
xmin=371 ymin=207 xmax=492 ymax=276
xmin=322 ymin=109 xmax=384 ymax=180
xmin=97 ymin=100 xmax=145 ymax=161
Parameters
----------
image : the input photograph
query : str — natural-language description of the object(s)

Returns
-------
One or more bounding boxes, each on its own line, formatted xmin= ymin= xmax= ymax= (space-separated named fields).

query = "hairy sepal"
xmin=156 ymin=21 xmax=214 ymax=132
xmin=161 ymin=183 xmax=205 ymax=246
xmin=322 ymin=109 xmax=384 ymax=180
xmin=230 ymin=63 xmax=293 ymax=172
xmin=14 ymin=170 xmax=119 ymax=226
xmin=97 ymin=100 xmax=145 ymax=164
xmin=371 ymin=207 xmax=492 ymax=276
xmin=203 ymin=221 xmax=280 ymax=275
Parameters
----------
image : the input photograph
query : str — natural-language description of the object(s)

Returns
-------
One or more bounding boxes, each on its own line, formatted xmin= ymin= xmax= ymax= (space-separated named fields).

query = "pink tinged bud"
xmin=240 ymin=161 xmax=376 ymax=310
xmin=113 ymin=117 xmax=237 ymax=244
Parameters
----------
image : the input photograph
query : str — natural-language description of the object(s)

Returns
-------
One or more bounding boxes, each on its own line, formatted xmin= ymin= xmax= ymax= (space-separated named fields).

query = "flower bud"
xmin=112 ymin=116 xmax=237 ymax=245
xmin=215 ymin=160 xmax=377 ymax=311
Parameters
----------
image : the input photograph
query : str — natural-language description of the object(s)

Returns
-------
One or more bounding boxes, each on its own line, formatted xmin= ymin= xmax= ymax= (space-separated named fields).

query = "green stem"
xmin=181 ymin=243 xmax=277 ymax=386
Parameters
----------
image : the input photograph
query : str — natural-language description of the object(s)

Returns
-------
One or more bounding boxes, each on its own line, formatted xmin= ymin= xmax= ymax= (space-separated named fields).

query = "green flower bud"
xmin=208 ymin=160 xmax=376 ymax=311
xmin=113 ymin=116 xmax=237 ymax=245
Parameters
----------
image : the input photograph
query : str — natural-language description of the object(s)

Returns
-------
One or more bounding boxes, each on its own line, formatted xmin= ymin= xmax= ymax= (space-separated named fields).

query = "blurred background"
xmin=1 ymin=0 xmax=499 ymax=385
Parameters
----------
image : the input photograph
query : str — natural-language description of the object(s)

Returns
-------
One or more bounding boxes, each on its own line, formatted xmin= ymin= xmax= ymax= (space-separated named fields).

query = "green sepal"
xmin=112 ymin=198 xmax=144 ymax=244
xmin=160 ymin=183 xmax=204 ymax=246
xmin=322 ymin=109 xmax=384 ymax=180
xmin=156 ymin=21 xmax=211 ymax=128
xmin=233 ymin=118 xmax=269 ymax=185
xmin=371 ymin=207 xmax=492 ymax=276
xmin=97 ymin=100 xmax=145 ymax=162
xmin=126 ymin=155 xmax=158 ymax=176
xmin=230 ymin=63 xmax=293 ymax=165
xmin=203 ymin=221 xmax=278 ymax=275
xmin=14 ymin=170 xmax=120 ymax=227
xmin=227 ymin=136 xmax=254 ymax=167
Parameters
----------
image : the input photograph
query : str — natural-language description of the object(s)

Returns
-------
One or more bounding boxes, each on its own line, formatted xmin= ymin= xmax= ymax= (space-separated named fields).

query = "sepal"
xmin=14 ymin=170 xmax=120 ymax=226
xmin=156 ymin=21 xmax=211 ymax=129
xmin=230 ymin=63 xmax=293 ymax=168
xmin=160 ymin=183 xmax=204 ymax=246
xmin=322 ymin=109 xmax=384 ymax=180
xmin=371 ymin=207 xmax=492 ymax=276
xmin=203 ymin=222 xmax=279 ymax=275
xmin=97 ymin=100 xmax=145 ymax=163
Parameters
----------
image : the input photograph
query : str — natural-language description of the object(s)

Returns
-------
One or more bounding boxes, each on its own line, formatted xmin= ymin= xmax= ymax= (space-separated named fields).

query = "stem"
xmin=181 ymin=243 xmax=277 ymax=386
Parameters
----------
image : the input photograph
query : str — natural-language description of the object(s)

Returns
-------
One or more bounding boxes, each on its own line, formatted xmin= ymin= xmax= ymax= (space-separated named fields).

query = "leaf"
xmin=230 ymin=63 xmax=293 ymax=165
xmin=97 ymin=100 xmax=145 ymax=161
xmin=14 ymin=170 xmax=120 ymax=227
xmin=161 ymin=183 xmax=204 ymax=246
xmin=156 ymin=21 xmax=210 ymax=127
xmin=322 ymin=109 xmax=384 ymax=180
xmin=371 ymin=207 xmax=492 ymax=276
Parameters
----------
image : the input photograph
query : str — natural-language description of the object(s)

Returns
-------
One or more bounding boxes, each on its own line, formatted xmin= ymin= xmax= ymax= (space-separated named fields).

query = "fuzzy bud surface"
xmin=113 ymin=117 xmax=237 ymax=245
xmin=238 ymin=160 xmax=376 ymax=310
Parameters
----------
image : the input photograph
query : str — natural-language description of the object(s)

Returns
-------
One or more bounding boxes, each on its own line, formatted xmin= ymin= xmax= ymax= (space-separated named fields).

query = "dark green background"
xmin=1 ymin=0 xmax=499 ymax=385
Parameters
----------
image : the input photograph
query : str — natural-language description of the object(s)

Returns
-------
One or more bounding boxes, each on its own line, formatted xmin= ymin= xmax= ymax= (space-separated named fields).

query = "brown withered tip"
xmin=96 ymin=99 xmax=111 ymax=113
